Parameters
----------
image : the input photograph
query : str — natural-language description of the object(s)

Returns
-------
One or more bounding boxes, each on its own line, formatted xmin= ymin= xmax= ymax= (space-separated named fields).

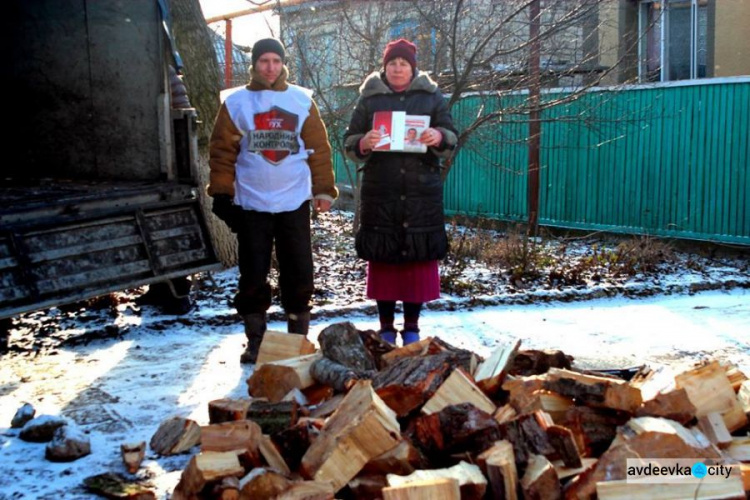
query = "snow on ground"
xmin=1 ymin=211 xmax=749 ymax=498
xmin=1 ymin=287 xmax=749 ymax=498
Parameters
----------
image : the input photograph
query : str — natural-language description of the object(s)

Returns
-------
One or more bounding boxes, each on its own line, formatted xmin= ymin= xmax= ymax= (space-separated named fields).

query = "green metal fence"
xmin=334 ymin=77 xmax=750 ymax=245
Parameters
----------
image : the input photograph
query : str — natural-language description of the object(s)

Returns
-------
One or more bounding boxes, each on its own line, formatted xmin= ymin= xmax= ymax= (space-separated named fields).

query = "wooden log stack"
xmin=168 ymin=322 xmax=750 ymax=499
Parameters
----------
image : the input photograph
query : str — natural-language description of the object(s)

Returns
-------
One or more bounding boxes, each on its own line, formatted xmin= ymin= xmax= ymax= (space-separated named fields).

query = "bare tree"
xmin=169 ymin=0 xmax=238 ymax=266
xmin=281 ymin=0 xmax=640 ymax=230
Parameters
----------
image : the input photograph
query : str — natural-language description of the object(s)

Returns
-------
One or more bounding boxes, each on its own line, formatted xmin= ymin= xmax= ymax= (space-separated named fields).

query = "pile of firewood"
xmin=164 ymin=322 xmax=750 ymax=500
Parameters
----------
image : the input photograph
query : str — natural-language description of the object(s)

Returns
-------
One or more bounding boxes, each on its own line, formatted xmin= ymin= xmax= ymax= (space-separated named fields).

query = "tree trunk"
xmin=168 ymin=0 xmax=237 ymax=266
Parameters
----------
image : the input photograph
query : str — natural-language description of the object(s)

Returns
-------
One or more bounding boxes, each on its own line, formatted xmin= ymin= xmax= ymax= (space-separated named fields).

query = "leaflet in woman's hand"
xmin=372 ymin=111 xmax=430 ymax=153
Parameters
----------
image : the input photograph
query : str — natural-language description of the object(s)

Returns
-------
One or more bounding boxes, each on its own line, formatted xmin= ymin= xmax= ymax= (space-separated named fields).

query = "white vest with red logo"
xmin=224 ymin=84 xmax=313 ymax=213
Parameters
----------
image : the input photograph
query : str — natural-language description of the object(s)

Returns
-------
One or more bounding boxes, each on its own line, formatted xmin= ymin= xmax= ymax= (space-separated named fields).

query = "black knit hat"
xmin=251 ymin=38 xmax=286 ymax=66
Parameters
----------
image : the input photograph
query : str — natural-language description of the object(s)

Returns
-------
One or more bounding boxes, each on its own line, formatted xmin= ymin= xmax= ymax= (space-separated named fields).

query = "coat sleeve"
xmin=300 ymin=99 xmax=338 ymax=201
xmin=430 ymin=93 xmax=458 ymax=159
xmin=343 ymin=97 xmax=371 ymax=163
xmin=207 ymin=103 xmax=242 ymax=197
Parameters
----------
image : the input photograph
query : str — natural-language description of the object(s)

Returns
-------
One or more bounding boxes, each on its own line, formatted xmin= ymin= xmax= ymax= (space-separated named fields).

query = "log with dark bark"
xmin=317 ymin=321 xmax=376 ymax=371
xmin=246 ymin=400 xmax=303 ymax=436
xmin=83 ymin=472 xmax=156 ymax=500
xmin=542 ymin=368 xmax=642 ymax=413
xmin=510 ymin=349 xmax=572 ymax=376
xmin=546 ymin=425 xmax=582 ymax=468
xmin=496 ymin=412 xmax=555 ymax=465
xmin=560 ymin=406 xmax=630 ymax=457
xmin=310 ymin=357 xmax=375 ymax=392
xmin=410 ymin=403 xmax=502 ymax=459
xmin=478 ymin=440 xmax=518 ymax=500
xmin=374 ymin=353 xmax=470 ymax=417
xmin=359 ymin=329 xmax=397 ymax=370
xmin=271 ymin=419 xmax=324 ymax=471
xmin=348 ymin=474 xmax=389 ymax=500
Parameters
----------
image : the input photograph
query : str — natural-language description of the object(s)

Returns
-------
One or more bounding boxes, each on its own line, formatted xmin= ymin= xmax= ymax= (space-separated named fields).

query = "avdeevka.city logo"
xmin=625 ymin=458 xmax=738 ymax=484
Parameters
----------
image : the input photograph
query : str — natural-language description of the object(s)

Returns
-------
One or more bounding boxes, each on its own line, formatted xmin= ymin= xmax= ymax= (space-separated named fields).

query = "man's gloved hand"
xmin=211 ymin=194 xmax=242 ymax=233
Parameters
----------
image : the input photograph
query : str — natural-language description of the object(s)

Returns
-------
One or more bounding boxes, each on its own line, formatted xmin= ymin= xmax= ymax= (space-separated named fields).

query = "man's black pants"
xmin=234 ymin=201 xmax=313 ymax=315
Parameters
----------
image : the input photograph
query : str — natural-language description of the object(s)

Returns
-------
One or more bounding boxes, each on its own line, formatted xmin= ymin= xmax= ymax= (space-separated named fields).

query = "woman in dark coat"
xmin=344 ymin=39 xmax=458 ymax=345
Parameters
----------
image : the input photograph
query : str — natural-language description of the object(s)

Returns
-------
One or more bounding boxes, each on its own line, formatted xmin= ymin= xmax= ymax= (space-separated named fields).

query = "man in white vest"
xmin=207 ymin=38 xmax=337 ymax=364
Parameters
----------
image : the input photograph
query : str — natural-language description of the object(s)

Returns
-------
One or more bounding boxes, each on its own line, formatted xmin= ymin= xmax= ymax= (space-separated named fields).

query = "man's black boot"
xmin=287 ymin=311 xmax=310 ymax=335
xmin=240 ymin=313 xmax=266 ymax=364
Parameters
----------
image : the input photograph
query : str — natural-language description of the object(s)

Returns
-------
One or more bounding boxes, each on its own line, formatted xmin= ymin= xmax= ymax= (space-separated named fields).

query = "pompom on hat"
xmin=382 ymin=38 xmax=417 ymax=72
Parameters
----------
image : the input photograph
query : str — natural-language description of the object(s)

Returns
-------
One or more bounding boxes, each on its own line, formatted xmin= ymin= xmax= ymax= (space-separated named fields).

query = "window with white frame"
xmin=638 ymin=0 xmax=712 ymax=82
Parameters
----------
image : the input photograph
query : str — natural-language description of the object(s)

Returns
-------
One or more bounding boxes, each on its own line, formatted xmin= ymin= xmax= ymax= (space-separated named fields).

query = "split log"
xmin=200 ymin=420 xmax=262 ymax=455
xmin=238 ymin=468 xmax=292 ymax=500
xmin=725 ymin=436 xmax=750 ymax=462
xmin=697 ymin=412 xmax=733 ymax=449
xmin=543 ymin=368 xmax=643 ymax=413
xmin=411 ymin=403 xmax=501 ymax=458
xmin=276 ymin=481 xmax=335 ymax=499
xmin=495 ymin=412 xmax=555 ymax=465
xmin=635 ymin=387 xmax=697 ymax=424
xmin=310 ymin=357 xmax=374 ymax=392
xmin=551 ymin=458 xmax=597 ymax=480
xmin=359 ymin=329 xmax=396 ymax=370
xmin=246 ymin=400 xmax=302 ymax=435
xmin=494 ymin=404 xmax=518 ymax=425
xmin=561 ymin=406 xmax=630 ymax=458
xmin=317 ymin=321 xmax=376 ymax=371
xmin=741 ymin=464 xmax=750 ymax=495
xmin=503 ymin=375 xmax=546 ymax=414
xmin=520 ymin=455 xmax=561 ymax=500
xmin=675 ymin=360 xmax=748 ymax=432
xmin=281 ymin=388 xmax=308 ymax=405
xmin=386 ymin=461 xmax=486 ymax=499
xmin=421 ymin=368 xmax=496 ymax=415
xmin=271 ymin=419 xmax=324 ymax=471
xmin=723 ymin=363 xmax=748 ymax=392
xmin=208 ymin=398 xmax=252 ymax=424
xmin=380 ymin=337 xmax=444 ymax=367
xmin=300 ymin=380 xmax=401 ymax=492
xmin=83 ymin=472 xmax=156 ymax=500
xmin=150 ymin=416 xmax=201 ymax=456
xmin=255 ymin=331 xmax=316 ymax=366
xmin=172 ymin=451 xmax=244 ymax=500
xmin=629 ymin=365 xmax=676 ymax=401
xmin=247 ymin=353 xmax=322 ymax=403
xmin=309 ymin=394 xmax=344 ymax=420
xmin=565 ymin=416 xmax=721 ymax=500
xmin=510 ymin=349 xmax=572 ymax=376
xmin=120 ymin=441 xmax=146 ymax=474
xmin=348 ymin=475 xmax=389 ymax=500
xmin=259 ymin=434 xmax=290 ymax=475
xmin=546 ymin=424 xmax=583 ymax=468
xmin=382 ymin=478 xmax=460 ymax=500
xmin=473 ymin=339 xmax=521 ymax=396
xmin=301 ymin=384 xmax=334 ymax=406
xmin=374 ymin=353 xmax=466 ymax=417
xmin=737 ymin=380 xmax=750 ymax=419
xmin=362 ymin=440 xmax=429 ymax=476
xmin=596 ymin=478 xmax=746 ymax=500
xmin=478 ymin=440 xmax=518 ymax=500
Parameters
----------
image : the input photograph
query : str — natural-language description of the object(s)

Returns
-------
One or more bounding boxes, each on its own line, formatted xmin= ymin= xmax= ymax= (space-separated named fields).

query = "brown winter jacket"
xmin=207 ymin=66 xmax=338 ymax=202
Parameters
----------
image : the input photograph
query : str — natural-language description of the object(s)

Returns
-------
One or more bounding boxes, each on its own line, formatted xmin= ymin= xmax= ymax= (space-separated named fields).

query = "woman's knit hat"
xmin=382 ymin=39 xmax=417 ymax=72
xmin=251 ymin=38 xmax=286 ymax=66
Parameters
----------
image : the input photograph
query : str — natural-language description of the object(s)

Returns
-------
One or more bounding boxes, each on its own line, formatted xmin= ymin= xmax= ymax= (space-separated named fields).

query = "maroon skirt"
xmin=366 ymin=260 xmax=440 ymax=302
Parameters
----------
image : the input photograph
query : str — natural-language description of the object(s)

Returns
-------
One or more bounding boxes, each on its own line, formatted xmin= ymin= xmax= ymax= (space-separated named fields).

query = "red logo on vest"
xmin=249 ymin=106 xmax=300 ymax=164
